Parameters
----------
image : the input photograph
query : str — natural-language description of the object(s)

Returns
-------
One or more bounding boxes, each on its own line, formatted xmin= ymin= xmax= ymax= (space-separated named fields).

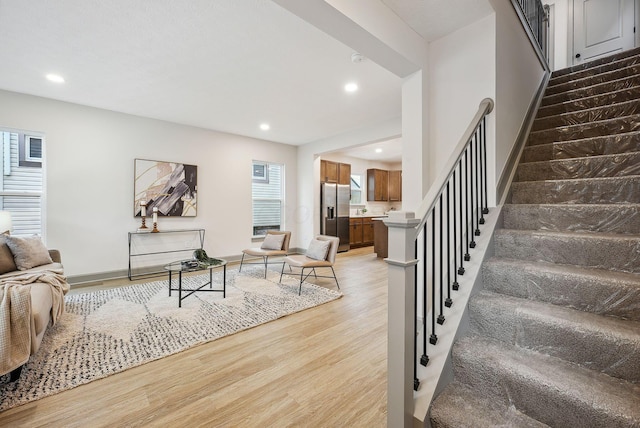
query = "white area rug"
xmin=0 ymin=267 xmax=341 ymax=412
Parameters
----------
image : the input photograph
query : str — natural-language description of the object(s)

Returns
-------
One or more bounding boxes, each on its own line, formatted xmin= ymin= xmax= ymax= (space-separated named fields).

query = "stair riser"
xmin=483 ymin=259 xmax=640 ymax=321
xmin=528 ymin=116 xmax=640 ymax=146
xmin=545 ymin=64 xmax=640 ymax=96
xmin=541 ymin=75 xmax=640 ymax=107
xmin=551 ymin=46 xmax=640 ymax=78
xmin=502 ymin=204 xmax=640 ymax=235
xmin=452 ymin=342 xmax=640 ymax=427
xmin=468 ymin=294 xmax=640 ymax=382
xmin=494 ymin=231 xmax=640 ymax=274
xmin=532 ymin=100 xmax=640 ymax=132
xmin=522 ymin=133 xmax=640 ymax=162
xmin=515 ymin=153 xmax=640 ymax=181
xmin=510 ymin=177 xmax=640 ymax=204
xmin=549 ymin=54 xmax=640 ymax=87
xmin=537 ymin=87 xmax=640 ymax=118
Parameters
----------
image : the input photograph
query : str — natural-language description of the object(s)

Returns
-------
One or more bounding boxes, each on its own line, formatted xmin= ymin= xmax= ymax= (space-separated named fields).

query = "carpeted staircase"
xmin=430 ymin=49 xmax=640 ymax=427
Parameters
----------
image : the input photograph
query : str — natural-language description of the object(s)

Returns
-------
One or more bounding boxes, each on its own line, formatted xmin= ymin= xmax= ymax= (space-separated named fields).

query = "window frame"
xmin=251 ymin=160 xmax=284 ymax=238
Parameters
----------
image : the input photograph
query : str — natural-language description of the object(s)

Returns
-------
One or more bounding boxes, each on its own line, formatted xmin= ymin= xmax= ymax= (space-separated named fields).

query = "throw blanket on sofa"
xmin=0 ymin=269 xmax=69 ymax=376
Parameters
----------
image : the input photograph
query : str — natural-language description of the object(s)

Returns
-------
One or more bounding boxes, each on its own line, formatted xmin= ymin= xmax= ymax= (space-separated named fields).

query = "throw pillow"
xmin=261 ymin=233 xmax=285 ymax=250
xmin=5 ymin=235 xmax=53 ymax=270
xmin=306 ymin=238 xmax=331 ymax=261
xmin=0 ymin=235 xmax=17 ymax=274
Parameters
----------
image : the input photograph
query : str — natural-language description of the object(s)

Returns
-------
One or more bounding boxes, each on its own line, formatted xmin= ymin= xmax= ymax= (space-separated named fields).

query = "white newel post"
xmin=384 ymin=211 xmax=420 ymax=427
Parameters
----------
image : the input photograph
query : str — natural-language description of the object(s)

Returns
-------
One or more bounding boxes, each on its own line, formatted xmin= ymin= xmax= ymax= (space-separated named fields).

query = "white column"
xmin=384 ymin=211 xmax=420 ymax=427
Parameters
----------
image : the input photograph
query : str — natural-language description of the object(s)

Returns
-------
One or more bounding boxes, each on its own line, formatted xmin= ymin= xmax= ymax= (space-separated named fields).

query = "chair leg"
xmin=299 ymin=268 xmax=305 ymax=295
xmin=279 ymin=261 xmax=286 ymax=283
xmin=9 ymin=365 xmax=23 ymax=382
xmin=330 ymin=266 xmax=340 ymax=290
xmin=239 ymin=253 xmax=246 ymax=272
xmin=263 ymin=256 xmax=268 ymax=278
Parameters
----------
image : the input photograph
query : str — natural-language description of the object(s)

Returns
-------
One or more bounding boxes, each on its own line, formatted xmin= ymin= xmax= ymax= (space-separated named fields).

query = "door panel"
xmin=573 ymin=0 xmax=635 ymax=64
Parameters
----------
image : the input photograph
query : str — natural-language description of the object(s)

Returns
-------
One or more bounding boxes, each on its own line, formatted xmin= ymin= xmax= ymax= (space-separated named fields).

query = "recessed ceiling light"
xmin=375 ymin=148 xmax=383 ymax=153
xmin=46 ymin=74 xmax=65 ymax=83
xmin=344 ymin=82 xmax=358 ymax=93
xmin=260 ymin=123 xmax=270 ymax=131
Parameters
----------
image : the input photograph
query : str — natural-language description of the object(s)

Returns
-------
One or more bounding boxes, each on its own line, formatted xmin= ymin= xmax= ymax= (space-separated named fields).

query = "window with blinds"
xmin=251 ymin=161 xmax=284 ymax=237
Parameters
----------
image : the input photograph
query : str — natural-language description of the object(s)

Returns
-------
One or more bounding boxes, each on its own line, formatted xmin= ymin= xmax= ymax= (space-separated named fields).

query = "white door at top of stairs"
xmin=572 ymin=0 xmax=635 ymax=64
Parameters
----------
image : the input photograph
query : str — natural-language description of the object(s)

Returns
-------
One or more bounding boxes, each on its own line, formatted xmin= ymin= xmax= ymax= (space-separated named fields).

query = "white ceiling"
xmin=0 ymin=0 xmax=492 ymax=156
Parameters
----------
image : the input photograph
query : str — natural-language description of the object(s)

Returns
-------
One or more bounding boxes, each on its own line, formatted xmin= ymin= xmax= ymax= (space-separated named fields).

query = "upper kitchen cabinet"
xmin=388 ymin=170 xmax=402 ymax=202
xmin=321 ymin=160 xmax=351 ymax=185
xmin=367 ymin=169 xmax=389 ymax=201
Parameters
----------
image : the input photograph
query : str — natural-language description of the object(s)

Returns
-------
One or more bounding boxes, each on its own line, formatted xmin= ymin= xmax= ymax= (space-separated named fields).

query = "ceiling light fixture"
xmin=260 ymin=123 xmax=270 ymax=131
xmin=344 ymin=82 xmax=358 ymax=93
xmin=375 ymin=148 xmax=383 ymax=153
xmin=46 ymin=73 xmax=65 ymax=83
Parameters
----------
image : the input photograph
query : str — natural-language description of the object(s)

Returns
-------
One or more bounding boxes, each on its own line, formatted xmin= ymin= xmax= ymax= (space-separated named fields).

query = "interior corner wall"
xmin=428 ymin=14 xmax=496 ymax=204
xmin=492 ymin=0 xmax=547 ymax=193
xmin=0 ymin=89 xmax=298 ymax=279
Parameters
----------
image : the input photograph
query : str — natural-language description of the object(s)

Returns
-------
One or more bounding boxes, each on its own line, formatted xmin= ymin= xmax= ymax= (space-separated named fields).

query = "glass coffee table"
xmin=164 ymin=258 xmax=227 ymax=307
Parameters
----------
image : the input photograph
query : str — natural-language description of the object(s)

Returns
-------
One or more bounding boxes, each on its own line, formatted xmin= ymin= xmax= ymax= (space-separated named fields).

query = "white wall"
xmin=492 ymin=0 xmax=547 ymax=196
xmin=0 ymin=89 xmax=298 ymax=280
xmin=544 ymin=0 xmax=569 ymax=70
xmin=428 ymin=14 xmax=497 ymax=204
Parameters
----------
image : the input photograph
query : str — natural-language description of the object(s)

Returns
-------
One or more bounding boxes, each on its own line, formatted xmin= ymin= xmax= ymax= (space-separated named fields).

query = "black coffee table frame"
xmin=164 ymin=259 xmax=227 ymax=307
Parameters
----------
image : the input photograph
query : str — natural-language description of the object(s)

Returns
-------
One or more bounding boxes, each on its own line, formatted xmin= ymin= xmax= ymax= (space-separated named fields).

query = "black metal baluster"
xmin=479 ymin=120 xmax=486 ymax=224
xmin=469 ymin=136 xmax=477 ymax=249
xmin=474 ymin=128 xmax=481 ymax=236
xmin=464 ymin=150 xmax=471 ymax=261
xmin=437 ymin=195 xmax=445 ymax=325
xmin=414 ymin=240 xmax=420 ymax=391
xmin=458 ymin=162 xmax=466 ymax=274
xmin=482 ymin=117 xmax=489 ymax=215
xmin=445 ymin=182 xmax=453 ymax=306
xmin=421 ymin=224 xmax=429 ymax=367
xmin=429 ymin=208 xmax=438 ymax=345
xmin=453 ymin=168 xmax=460 ymax=288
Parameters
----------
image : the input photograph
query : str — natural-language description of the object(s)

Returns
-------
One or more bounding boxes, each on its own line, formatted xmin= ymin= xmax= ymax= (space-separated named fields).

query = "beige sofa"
xmin=0 ymin=248 xmax=67 ymax=381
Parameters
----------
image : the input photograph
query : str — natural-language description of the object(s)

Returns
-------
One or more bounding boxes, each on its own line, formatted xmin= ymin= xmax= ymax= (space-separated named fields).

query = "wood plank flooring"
xmin=0 ymin=247 xmax=388 ymax=427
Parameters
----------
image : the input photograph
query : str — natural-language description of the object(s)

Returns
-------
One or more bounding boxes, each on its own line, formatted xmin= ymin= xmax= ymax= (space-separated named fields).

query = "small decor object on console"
xmin=138 ymin=200 xmax=148 ymax=231
xmin=152 ymin=207 xmax=159 ymax=233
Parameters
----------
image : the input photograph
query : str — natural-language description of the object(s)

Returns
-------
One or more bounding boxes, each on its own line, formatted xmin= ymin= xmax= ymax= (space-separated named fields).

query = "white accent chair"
xmin=239 ymin=231 xmax=291 ymax=278
xmin=280 ymin=235 xmax=340 ymax=295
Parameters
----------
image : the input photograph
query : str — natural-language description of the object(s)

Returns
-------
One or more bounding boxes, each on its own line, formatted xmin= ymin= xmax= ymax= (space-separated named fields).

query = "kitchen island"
xmin=372 ymin=217 xmax=388 ymax=258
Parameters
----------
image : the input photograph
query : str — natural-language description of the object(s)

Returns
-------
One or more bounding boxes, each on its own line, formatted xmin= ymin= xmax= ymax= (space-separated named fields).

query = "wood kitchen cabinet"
xmin=321 ymin=160 xmax=351 ymax=185
xmin=367 ymin=169 xmax=389 ymax=201
xmin=350 ymin=217 xmax=374 ymax=247
xmin=388 ymin=170 xmax=402 ymax=201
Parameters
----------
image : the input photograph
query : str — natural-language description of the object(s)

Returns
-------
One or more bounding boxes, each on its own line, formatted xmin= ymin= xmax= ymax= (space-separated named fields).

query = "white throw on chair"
xmin=280 ymin=235 xmax=340 ymax=295
xmin=240 ymin=231 xmax=291 ymax=278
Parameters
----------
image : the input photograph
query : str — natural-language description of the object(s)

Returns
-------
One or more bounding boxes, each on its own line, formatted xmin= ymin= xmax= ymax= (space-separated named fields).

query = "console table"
xmin=128 ymin=228 xmax=205 ymax=280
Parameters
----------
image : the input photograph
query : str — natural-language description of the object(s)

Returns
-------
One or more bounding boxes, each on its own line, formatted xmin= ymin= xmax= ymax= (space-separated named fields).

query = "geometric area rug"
xmin=0 ymin=266 xmax=342 ymax=412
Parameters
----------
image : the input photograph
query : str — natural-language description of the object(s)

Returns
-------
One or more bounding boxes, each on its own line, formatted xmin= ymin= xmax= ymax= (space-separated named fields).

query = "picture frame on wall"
xmin=134 ymin=158 xmax=197 ymax=217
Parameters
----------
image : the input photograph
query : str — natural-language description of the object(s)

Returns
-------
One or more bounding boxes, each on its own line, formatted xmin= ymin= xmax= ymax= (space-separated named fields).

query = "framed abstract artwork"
xmin=134 ymin=159 xmax=197 ymax=217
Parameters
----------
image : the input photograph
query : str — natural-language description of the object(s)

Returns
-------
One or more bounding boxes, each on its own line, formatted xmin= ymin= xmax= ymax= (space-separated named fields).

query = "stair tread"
xmin=529 ymin=113 xmax=640 ymax=135
xmin=533 ymin=98 xmax=640 ymax=130
xmin=485 ymin=256 xmax=640 ymax=284
xmin=496 ymin=227 xmax=640 ymax=241
xmin=431 ymin=382 xmax=550 ymax=428
xmin=548 ymin=53 xmax=640 ymax=87
xmin=473 ymin=290 xmax=640 ymax=341
xmin=538 ymin=86 xmax=640 ymax=114
xmin=453 ymin=336 xmax=640 ymax=426
xmin=551 ymin=47 xmax=640 ymax=78
xmin=545 ymin=63 xmax=640 ymax=95
xmin=513 ymin=174 xmax=640 ymax=184
xmin=519 ymin=150 xmax=640 ymax=166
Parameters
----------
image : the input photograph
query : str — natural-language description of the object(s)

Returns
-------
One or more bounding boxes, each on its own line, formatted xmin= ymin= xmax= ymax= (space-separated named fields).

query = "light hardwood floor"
xmin=0 ymin=247 xmax=388 ymax=427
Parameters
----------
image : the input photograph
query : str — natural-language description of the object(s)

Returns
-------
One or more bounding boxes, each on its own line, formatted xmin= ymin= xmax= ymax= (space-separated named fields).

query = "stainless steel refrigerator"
xmin=321 ymin=183 xmax=350 ymax=252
